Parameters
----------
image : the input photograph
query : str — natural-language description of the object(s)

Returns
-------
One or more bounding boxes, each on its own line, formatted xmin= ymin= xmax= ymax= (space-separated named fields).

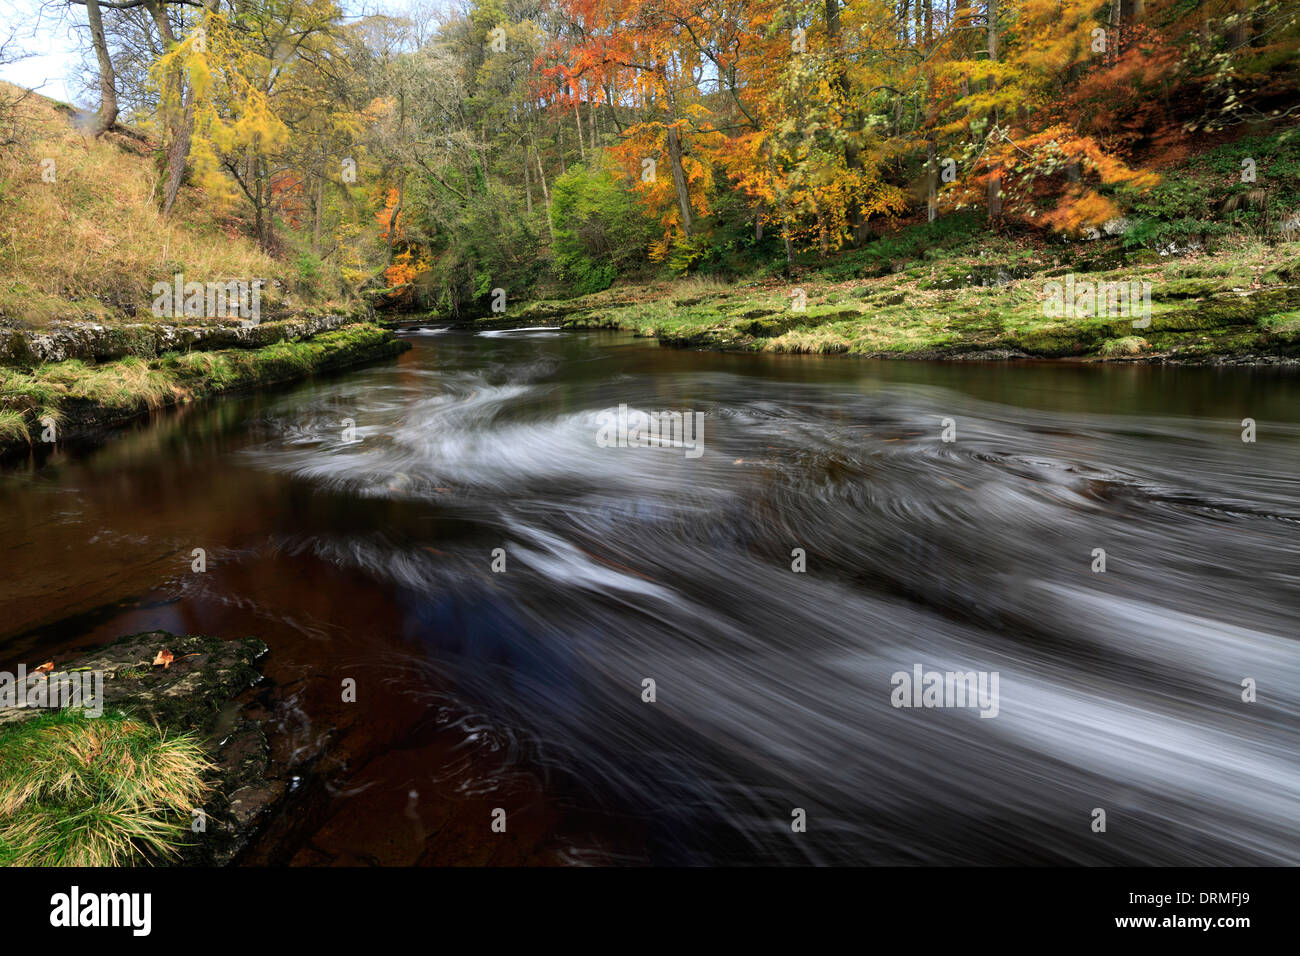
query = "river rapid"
xmin=2 ymin=327 xmax=1296 ymax=865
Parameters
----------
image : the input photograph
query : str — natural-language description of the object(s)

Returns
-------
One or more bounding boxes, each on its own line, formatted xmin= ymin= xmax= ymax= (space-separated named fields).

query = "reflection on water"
xmin=2 ymin=328 xmax=1297 ymax=865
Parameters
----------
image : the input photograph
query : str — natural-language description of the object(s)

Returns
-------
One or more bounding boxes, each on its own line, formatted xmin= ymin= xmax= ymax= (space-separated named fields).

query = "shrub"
xmin=550 ymin=161 xmax=655 ymax=294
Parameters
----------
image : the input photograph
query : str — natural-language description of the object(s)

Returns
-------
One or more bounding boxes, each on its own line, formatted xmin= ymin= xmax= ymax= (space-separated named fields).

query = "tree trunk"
xmin=665 ymin=123 xmax=693 ymax=237
xmin=85 ymin=0 xmax=118 ymax=136
xmin=767 ymin=155 xmax=793 ymax=269
xmin=530 ymin=136 xmax=556 ymax=243
xmin=253 ymin=156 xmax=273 ymax=252
xmin=1230 ymin=0 xmax=1251 ymax=48
xmin=604 ymin=84 xmax=623 ymax=134
xmin=927 ymin=138 xmax=938 ymax=223
xmin=533 ymin=145 xmax=550 ymax=203
xmin=986 ymin=0 xmax=998 ymax=61
xmin=986 ymin=0 xmax=1002 ymax=231
xmin=1109 ymin=0 xmax=1121 ymax=64
xmin=825 ymin=0 xmax=867 ymax=245
xmin=523 ymin=146 xmax=533 ymax=216
xmin=146 ymin=1 xmax=192 ymax=216
xmin=387 ymin=172 xmax=404 ymax=264
xmin=557 ymin=113 xmax=566 ymax=173
xmin=313 ymin=172 xmax=324 ymax=252
xmin=924 ymin=0 xmax=936 ymax=223
xmin=161 ymin=93 xmax=194 ymax=216
xmin=987 ymin=0 xmax=998 ymax=231
xmin=573 ymin=92 xmax=585 ymax=161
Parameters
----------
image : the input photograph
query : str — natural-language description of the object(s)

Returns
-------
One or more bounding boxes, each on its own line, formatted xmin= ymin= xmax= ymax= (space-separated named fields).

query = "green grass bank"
xmin=0 ymin=322 xmax=408 ymax=457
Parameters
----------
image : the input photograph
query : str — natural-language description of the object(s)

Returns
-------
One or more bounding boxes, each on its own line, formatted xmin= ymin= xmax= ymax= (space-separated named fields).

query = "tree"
xmin=72 ymin=0 xmax=120 ymax=135
xmin=156 ymin=0 xmax=350 ymax=250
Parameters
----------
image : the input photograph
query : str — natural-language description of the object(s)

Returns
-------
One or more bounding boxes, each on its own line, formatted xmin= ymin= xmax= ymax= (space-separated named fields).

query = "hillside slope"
xmin=0 ymin=84 xmax=352 ymax=328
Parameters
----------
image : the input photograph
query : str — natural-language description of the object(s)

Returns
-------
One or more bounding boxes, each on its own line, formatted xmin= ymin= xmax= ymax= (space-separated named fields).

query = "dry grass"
xmin=41 ymin=357 xmax=180 ymax=409
xmin=1 ymin=357 xmax=178 ymax=415
xmin=0 ymin=408 xmax=28 ymax=443
xmin=0 ymin=82 xmax=279 ymax=328
xmin=0 ymin=710 xmax=211 ymax=866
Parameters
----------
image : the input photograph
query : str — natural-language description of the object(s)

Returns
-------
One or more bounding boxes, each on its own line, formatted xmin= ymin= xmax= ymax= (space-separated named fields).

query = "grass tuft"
xmin=0 ymin=710 xmax=212 ymax=866
xmin=0 ymin=409 xmax=29 ymax=444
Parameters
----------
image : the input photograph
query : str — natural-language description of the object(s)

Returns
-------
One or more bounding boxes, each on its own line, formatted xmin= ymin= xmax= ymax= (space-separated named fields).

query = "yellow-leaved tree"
xmin=154 ymin=0 xmax=353 ymax=251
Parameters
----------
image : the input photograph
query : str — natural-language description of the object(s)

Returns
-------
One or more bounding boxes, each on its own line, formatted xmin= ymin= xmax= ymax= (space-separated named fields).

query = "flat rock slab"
xmin=0 ymin=630 xmax=266 ymax=727
xmin=0 ymin=314 xmax=356 ymax=365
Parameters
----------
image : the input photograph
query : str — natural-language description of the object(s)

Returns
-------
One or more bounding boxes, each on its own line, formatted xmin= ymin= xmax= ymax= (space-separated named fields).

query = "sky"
xmin=0 ymin=0 xmax=426 ymax=108
xmin=0 ymin=1 xmax=87 ymax=105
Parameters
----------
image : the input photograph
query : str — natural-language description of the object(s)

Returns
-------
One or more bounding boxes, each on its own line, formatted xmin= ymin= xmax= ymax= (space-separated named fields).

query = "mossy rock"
xmin=0 ymin=630 xmax=289 ymax=867
xmin=0 ymin=330 xmax=36 ymax=365
xmin=1152 ymin=278 xmax=1236 ymax=300
xmin=1074 ymin=250 xmax=1129 ymax=273
xmin=8 ymin=630 xmax=270 ymax=733
xmin=922 ymin=263 xmax=1038 ymax=290
xmin=738 ymin=315 xmax=797 ymax=337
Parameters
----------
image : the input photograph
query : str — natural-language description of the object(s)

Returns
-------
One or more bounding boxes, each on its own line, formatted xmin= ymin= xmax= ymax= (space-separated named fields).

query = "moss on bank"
xmin=549 ymin=241 xmax=1300 ymax=363
xmin=0 ymin=311 xmax=374 ymax=367
xmin=0 ymin=322 xmax=408 ymax=457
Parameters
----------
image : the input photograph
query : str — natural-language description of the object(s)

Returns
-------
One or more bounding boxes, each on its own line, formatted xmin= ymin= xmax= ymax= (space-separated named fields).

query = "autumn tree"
xmin=156 ymin=0 xmax=351 ymax=250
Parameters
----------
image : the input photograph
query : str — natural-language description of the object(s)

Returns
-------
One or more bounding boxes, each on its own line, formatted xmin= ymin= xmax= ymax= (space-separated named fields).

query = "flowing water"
xmin=2 ymin=327 xmax=1297 ymax=865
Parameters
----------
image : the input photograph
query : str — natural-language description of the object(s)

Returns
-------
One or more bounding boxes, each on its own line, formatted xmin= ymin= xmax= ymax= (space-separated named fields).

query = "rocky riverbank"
xmin=0 ymin=322 xmax=410 ymax=460
xmin=0 ymin=630 xmax=287 ymax=866
xmin=467 ymin=240 xmax=1300 ymax=364
xmin=555 ymin=278 xmax=1300 ymax=363
xmin=0 ymin=312 xmax=369 ymax=366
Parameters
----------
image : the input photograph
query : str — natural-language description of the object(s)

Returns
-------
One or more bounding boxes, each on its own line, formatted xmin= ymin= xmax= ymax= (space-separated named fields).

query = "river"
xmin=2 ymin=326 xmax=1297 ymax=865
